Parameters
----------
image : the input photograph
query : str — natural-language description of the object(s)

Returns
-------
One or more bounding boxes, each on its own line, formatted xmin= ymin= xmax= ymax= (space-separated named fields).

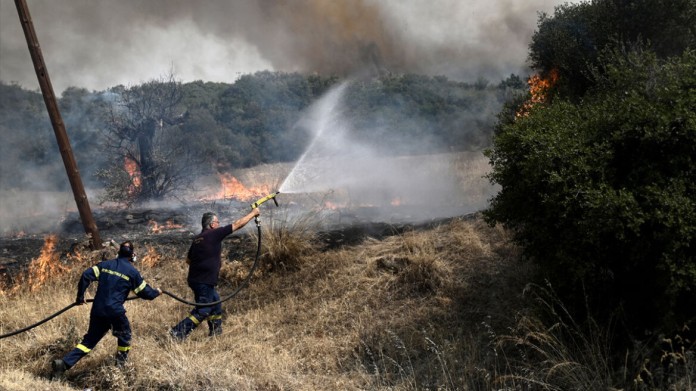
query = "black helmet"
xmin=118 ymin=241 xmax=134 ymax=259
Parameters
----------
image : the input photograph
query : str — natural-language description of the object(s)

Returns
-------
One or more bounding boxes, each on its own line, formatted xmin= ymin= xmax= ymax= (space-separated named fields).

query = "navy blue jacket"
xmin=187 ymin=224 xmax=234 ymax=286
xmin=77 ymin=257 xmax=160 ymax=317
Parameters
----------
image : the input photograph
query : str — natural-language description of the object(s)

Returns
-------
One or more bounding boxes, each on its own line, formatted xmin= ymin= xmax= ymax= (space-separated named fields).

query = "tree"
xmin=529 ymin=0 xmax=696 ymax=99
xmin=58 ymin=87 xmax=112 ymax=185
xmin=98 ymin=74 xmax=198 ymax=204
xmin=485 ymin=48 xmax=696 ymax=334
xmin=217 ymin=71 xmax=323 ymax=167
xmin=0 ymin=82 xmax=61 ymax=189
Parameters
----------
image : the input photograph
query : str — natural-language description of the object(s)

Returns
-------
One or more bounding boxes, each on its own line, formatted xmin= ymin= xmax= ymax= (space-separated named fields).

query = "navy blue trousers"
xmin=170 ymin=282 xmax=223 ymax=339
xmin=63 ymin=313 xmax=131 ymax=368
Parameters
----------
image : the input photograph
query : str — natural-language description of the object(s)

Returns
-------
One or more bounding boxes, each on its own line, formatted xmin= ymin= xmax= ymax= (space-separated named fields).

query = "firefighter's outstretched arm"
xmin=233 ymin=208 xmax=260 ymax=231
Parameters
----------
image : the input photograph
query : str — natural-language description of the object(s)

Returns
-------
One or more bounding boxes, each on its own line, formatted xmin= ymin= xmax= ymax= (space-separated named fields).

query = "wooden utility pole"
xmin=14 ymin=0 xmax=102 ymax=249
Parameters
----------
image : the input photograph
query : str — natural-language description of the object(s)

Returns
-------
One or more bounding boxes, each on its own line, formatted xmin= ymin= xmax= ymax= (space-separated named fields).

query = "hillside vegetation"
xmin=486 ymin=0 xmax=696 ymax=345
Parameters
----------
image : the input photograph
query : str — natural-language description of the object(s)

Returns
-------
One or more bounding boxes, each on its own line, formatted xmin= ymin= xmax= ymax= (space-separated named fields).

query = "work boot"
xmin=115 ymin=351 xmax=129 ymax=367
xmin=169 ymin=328 xmax=187 ymax=342
xmin=208 ymin=326 xmax=222 ymax=337
xmin=170 ymin=317 xmax=198 ymax=341
xmin=51 ymin=359 xmax=67 ymax=379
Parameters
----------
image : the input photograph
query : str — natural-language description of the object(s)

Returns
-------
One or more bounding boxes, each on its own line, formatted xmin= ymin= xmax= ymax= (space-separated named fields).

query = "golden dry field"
xmin=2 ymin=152 xmax=692 ymax=390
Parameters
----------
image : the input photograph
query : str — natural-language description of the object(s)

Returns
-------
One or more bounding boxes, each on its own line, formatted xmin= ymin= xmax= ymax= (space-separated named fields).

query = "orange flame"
xmin=391 ymin=197 xmax=402 ymax=206
xmin=139 ymin=245 xmax=161 ymax=268
xmin=324 ymin=201 xmax=346 ymax=210
xmin=148 ymin=219 xmax=184 ymax=234
xmin=65 ymin=246 xmax=88 ymax=265
xmin=27 ymin=234 xmax=68 ymax=291
xmin=206 ymin=173 xmax=270 ymax=201
xmin=125 ymin=156 xmax=142 ymax=195
xmin=517 ymin=68 xmax=559 ymax=118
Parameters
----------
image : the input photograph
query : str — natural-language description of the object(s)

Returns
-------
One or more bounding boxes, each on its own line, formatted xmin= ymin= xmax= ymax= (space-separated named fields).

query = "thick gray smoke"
xmin=1 ymin=0 xmax=565 ymax=93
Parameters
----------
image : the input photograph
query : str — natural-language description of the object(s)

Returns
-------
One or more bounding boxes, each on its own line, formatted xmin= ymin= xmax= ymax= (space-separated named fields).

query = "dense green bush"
xmin=485 ymin=48 xmax=696 ymax=333
xmin=530 ymin=0 xmax=696 ymax=99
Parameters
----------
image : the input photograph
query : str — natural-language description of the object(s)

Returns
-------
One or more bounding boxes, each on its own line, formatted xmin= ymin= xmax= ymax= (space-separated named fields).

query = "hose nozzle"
xmin=251 ymin=191 xmax=280 ymax=209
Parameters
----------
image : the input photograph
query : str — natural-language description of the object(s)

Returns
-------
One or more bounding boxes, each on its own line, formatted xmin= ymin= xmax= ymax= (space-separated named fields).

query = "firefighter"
xmin=169 ymin=208 xmax=259 ymax=340
xmin=51 ymin=241 xmax=161 ymax=377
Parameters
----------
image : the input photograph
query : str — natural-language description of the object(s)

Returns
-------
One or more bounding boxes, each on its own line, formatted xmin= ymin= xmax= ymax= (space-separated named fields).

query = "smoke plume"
xmin=1 ymin=0 xmax=564 ymax=93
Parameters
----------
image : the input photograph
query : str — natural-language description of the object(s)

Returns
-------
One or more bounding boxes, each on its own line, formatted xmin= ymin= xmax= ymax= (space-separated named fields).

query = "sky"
xmin=1 ymin=0 xmax=568 ymax=94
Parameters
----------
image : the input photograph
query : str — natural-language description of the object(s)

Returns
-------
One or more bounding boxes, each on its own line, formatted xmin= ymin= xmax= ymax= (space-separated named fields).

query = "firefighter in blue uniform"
xmin=51 ymin=241 xmax=161 ymax=377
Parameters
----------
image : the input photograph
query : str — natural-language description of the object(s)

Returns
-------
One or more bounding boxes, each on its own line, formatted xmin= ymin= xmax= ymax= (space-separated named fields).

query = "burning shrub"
xmin=26 ymin=234 xmax=69 ymax=292
xmin=139 ymin=245 xmax=162 ymax=269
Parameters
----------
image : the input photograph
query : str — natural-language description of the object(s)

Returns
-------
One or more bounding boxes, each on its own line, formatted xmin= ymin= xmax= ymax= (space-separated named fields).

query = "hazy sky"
xmin=1 ymin=0 xmax=568 ymax=94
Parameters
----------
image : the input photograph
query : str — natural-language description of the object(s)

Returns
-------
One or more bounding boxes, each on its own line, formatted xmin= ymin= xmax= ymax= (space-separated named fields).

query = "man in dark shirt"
xmin=170 ymin=208 xmax=259 ymax=340
xmin=52 ymin=241 xmax=161 ymax=377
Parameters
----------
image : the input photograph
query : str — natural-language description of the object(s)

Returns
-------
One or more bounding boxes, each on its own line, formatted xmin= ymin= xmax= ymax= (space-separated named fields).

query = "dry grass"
xmin=0 ymin=213 xmax=532 ymax=390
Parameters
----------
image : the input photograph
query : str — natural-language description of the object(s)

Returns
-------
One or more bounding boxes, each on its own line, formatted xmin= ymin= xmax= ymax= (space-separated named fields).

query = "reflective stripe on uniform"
xmin=133 ymin=281 xmax=147 ymax=294
xmin=101 ymin=268 xmax=130 ymax=281
xmin=188 ymin=315 xmax=200 ymax=325
xmin=76 ymin=344 xmax=91 ymax=353
xmin=91 ymin=265 xmax=100 ymax=278
xmin=117 ymin=346 xmax=131 ymax=352
xmin=207 ymin=314 xmax=222 ymax=321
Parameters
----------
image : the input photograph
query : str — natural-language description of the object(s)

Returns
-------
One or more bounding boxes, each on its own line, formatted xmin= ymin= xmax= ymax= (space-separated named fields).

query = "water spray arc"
xmin=279 ymin=82 xmax=350 ymax=194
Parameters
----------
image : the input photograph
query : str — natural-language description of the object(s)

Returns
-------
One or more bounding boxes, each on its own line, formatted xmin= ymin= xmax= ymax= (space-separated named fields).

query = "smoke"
xmin=0 ymin=0 xmax=557 ymax=234
xmin=280 ymin=81 xmax=497 ymax=222
xmin=1 ymin=0 xmax=565 ymax=93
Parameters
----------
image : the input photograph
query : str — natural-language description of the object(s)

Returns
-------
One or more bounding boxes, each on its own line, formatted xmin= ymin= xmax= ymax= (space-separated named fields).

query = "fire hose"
xmin=0 ymin=192 xmax=280 ymax=339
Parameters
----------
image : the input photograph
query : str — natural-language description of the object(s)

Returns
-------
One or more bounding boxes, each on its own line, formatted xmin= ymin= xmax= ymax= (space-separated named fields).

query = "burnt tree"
xmin=99 ymin=74 xmax=197 ymax=205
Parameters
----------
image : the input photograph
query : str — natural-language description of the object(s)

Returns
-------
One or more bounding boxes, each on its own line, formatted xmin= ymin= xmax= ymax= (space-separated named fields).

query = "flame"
xmin=65 ymin=246 xmax=88 ymax=265
xmin=516 ymin=68 xmax=559 ymax=118
xmin=27 ymin=234 xmax=68 ymax=292
xmin=139 ymin=245 xmax=161 ymax=268
xmin=148 ymin=219 xmax=184 ymax=234
xmin=391 ymin=197 xmax=402 ymax=206
xmin=125 ymin=156 xmax=142 ymax=196
xmin=324 ymin=201 xmax=346 ymax=210
xmin=205 ymin=173 xmax=270 ymax=201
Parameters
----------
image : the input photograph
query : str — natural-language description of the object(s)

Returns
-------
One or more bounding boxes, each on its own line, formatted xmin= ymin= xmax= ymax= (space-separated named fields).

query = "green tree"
xmin=0 ymin=82 xmax=61 ymax=189
xmin=485 ymin=48 xmax=696 ymax=333
xmin=217 ymin=71 xmax=324 ymax=167
xmin=530 ymin=0 xmax=696 ymax=99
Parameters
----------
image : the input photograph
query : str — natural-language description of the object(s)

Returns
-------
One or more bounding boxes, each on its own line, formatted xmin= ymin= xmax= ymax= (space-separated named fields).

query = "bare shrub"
xmin=259 ymin=209 xmax=321 ymax=271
